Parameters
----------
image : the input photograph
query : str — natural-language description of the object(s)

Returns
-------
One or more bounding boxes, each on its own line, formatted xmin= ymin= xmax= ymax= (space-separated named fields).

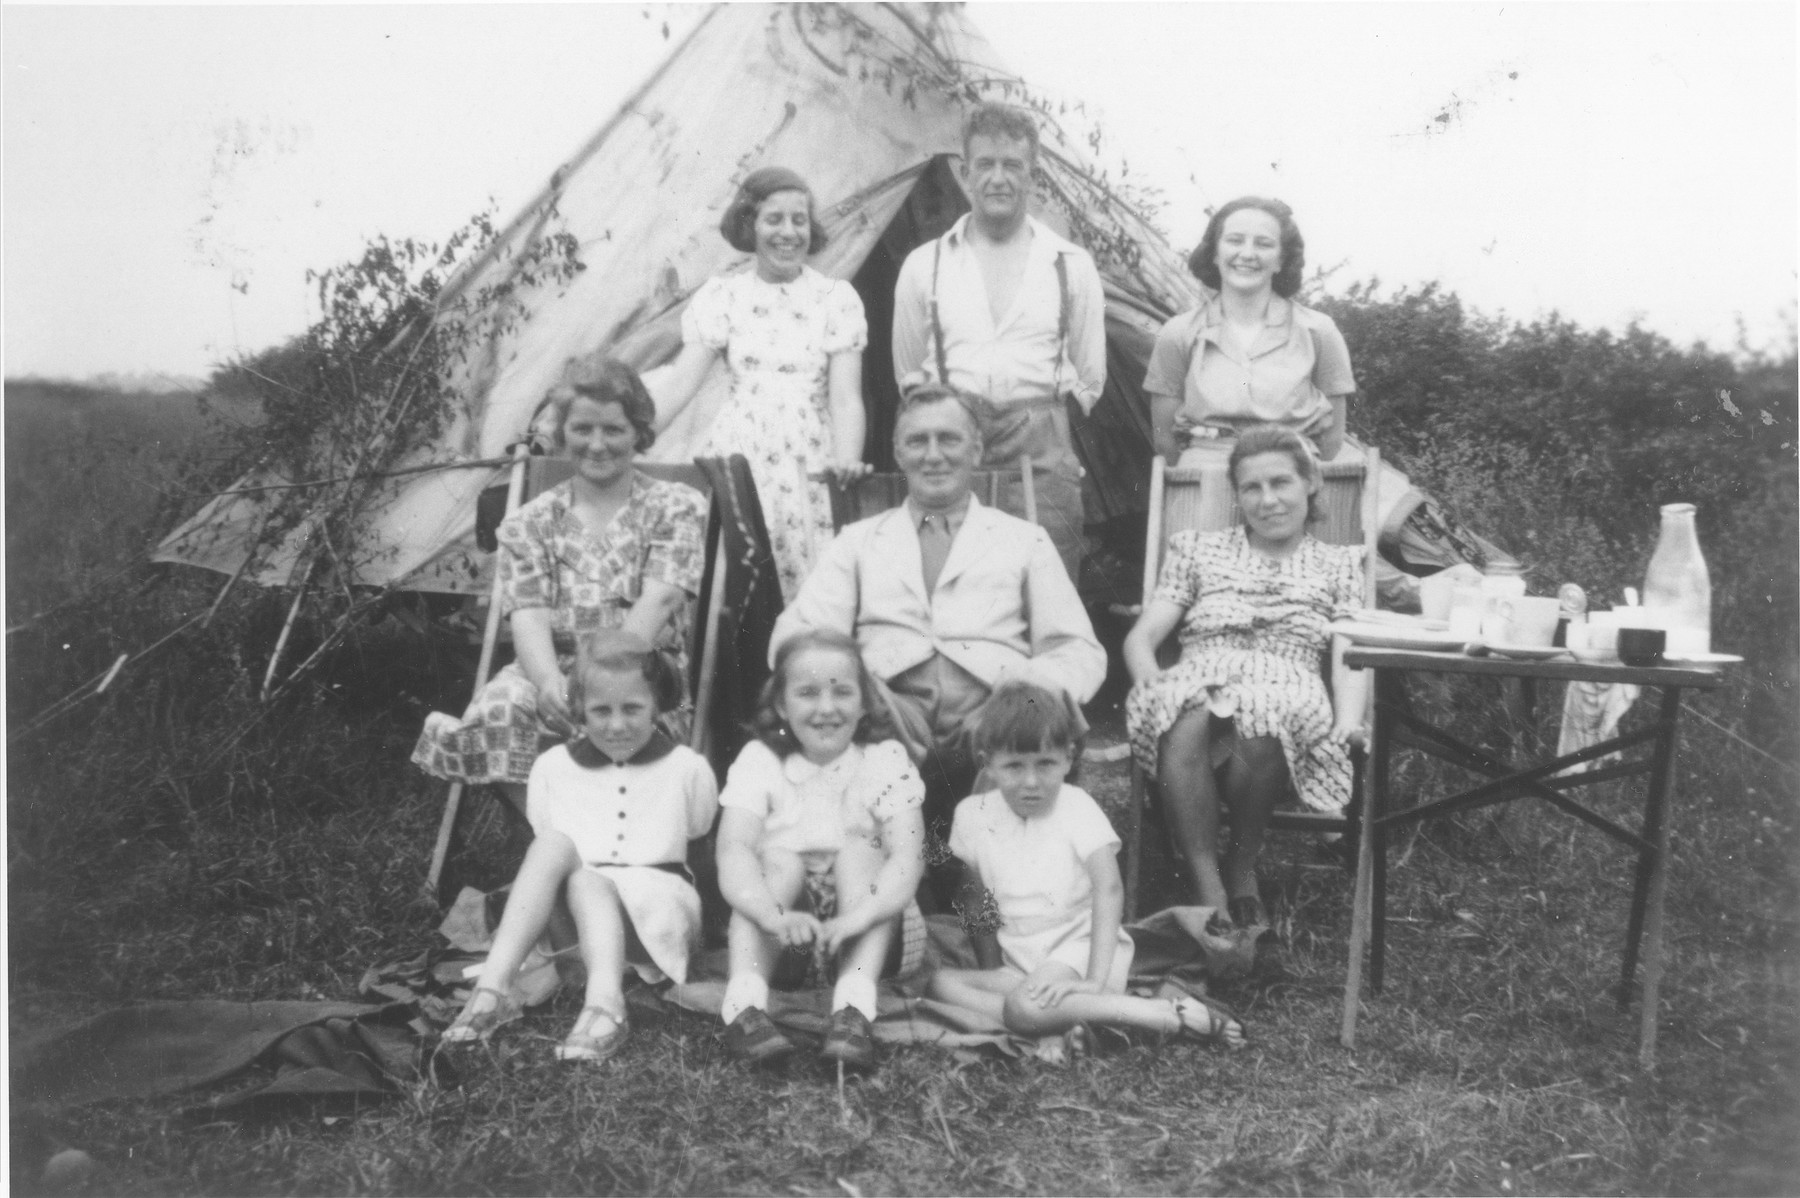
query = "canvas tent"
xmin=155 ymin=2 xmax=1495 ymax=595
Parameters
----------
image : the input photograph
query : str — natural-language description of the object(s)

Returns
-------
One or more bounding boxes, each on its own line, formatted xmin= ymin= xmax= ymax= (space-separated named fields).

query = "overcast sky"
xmin=3 ymin=2 xmax=1793 ymax=380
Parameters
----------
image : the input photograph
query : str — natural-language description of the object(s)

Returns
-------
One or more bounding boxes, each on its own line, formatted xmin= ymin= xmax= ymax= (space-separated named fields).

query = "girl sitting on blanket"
xmin=928 ymin=683 xmax=1247 ymax=1058
xmin=716 ymin=629 xmax=927 ymax=1071
xmin=443 ymin=631 xmax=719 ymax=1063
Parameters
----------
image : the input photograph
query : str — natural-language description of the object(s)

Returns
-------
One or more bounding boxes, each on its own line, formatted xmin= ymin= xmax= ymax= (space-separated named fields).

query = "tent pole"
xmin=427 ymin=443 xmax=533 ymax=896
xmin=260 ymin=543 xmax=319 ymax=702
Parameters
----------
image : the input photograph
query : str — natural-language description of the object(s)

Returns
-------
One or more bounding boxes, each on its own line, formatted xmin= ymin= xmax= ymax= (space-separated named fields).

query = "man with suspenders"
xmin=890 ymin=101 xmax=1108 ymax=586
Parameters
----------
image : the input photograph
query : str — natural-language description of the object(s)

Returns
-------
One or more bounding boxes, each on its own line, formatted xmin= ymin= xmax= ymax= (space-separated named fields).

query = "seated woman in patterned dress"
xmin=1121 ymin=425 xmax=1369 ymax=930
xmin=413 ymin=360 xmax=709 ymax=815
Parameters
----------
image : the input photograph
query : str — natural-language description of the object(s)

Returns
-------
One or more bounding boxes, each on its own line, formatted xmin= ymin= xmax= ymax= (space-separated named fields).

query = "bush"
xmin=1319 ymin=283 xmax=1798 ymax=763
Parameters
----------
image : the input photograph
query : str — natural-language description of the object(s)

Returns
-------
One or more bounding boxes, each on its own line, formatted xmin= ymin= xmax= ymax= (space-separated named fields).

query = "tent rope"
xmin=8 ymin=612 xmax=207 ymax=745
xmin=1683 ymin=704 xmax=1799 ymax=778
xmin=204 ymin=455 xmax=511 ymax=500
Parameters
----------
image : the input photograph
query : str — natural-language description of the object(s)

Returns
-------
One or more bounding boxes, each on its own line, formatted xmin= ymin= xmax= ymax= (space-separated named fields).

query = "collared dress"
xmin=1142 ymin=290 xmax=1357 ymax=527
xmin=948 ymin=784 xmax=1135 ymax=991
xmin=411 ymin=472 xmax=707 ymax=786
xmin=717 ymin=738 xmax=929 ymax=976
xmin=682 ymin=265 xmax=867 ymax=603
xmin=1143 ymin=290 xmax=1356 ymax=442
xmin=1126 ymin=527 xmax=1364 ymax=814
xmin=526 ymin=733 xmax=720 ymax=984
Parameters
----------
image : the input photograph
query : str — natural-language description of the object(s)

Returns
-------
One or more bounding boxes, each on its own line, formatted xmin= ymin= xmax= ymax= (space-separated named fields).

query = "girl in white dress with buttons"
xmin=655 ymin=167 xmax=871 ymax=602
xmin=928 ymin=683 xmax=1246 ymax=1057
xmin=443 ymin=632 xmax=719 ymax=1064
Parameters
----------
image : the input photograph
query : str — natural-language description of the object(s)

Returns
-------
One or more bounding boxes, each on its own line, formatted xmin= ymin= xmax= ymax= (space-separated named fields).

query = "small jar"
xmin=1481 ymin=561 xmax=1527 ymax=602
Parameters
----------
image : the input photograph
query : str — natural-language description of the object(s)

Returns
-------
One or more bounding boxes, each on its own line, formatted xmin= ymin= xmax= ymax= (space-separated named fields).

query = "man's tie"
xmin=918 ymin=513 xmax=952 ymax=595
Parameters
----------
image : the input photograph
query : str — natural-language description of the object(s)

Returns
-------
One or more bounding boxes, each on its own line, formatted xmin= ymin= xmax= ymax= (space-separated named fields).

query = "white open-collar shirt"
xmin=892 ymin=214 xmax=1107 ymax=413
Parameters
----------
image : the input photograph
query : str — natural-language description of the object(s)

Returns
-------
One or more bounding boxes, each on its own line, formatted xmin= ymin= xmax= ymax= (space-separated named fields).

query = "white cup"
xmin=1420 ymin=572 xmax=1459 ymax=623
xmin=1447 ymin=585 xmax=1486 ymax=639
xmin=1485 ymin=595 xmax=1562 ymax=647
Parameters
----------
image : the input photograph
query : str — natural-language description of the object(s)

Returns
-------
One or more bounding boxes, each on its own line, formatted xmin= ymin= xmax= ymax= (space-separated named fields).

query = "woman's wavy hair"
xmin=1187 ymin=196 xmax=1306 ymax=299
xmin=719 ymin=167 xmax=828 ymax=257
xmin=543 ymin=359 xmax=658 ymax=453
xmin=751 ymin=629 xmax=893 ymax=756
xmin=568 ymin=630 xmax=684 ymax=717
xmin=1228 ymin=424 xmax=1325 ymax=525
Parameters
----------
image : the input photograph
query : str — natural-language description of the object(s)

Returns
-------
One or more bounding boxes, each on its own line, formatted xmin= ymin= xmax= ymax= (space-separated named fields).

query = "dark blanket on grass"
xmin=12 ymin=1001 xmax=429 ymax=1111
xmin=667 ymin=906 xmax=1258 ymax=1059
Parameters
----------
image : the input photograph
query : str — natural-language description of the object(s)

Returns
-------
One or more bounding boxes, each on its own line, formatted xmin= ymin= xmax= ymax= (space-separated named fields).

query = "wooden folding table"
xmin=1338 ymin=649 xmax=1728 ymax=1068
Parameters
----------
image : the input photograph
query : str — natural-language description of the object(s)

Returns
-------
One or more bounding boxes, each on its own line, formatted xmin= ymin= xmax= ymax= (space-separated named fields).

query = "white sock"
xmin=720 ymin=973 xmax=769 ymax=1025
xmin=831 ymin=973 xmax=879 ymax=1022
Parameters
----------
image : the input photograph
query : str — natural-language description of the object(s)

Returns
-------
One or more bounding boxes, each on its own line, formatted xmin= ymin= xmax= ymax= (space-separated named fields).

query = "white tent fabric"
xmin=154 ymin=2 xmax=1465 ymax=594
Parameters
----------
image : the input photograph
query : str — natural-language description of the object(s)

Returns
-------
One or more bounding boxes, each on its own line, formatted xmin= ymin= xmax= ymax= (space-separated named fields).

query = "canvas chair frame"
xmin=425 ymin=451 xmax=732 ymax=893
xmin=803 ymin=455 xmax=1038 ymax=530
xmin=1121 ymin=447 xmax=1383 ymax=920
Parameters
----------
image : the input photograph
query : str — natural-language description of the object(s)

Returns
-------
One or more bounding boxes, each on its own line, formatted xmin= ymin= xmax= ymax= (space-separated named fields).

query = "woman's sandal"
xmin=1171 ymin=994 xmax=1248 ymax=1050
xmin=441 ymin=986 xmax=520 ymax=1044
xmin=555 ymin=1006 xmax=629 ymax=1063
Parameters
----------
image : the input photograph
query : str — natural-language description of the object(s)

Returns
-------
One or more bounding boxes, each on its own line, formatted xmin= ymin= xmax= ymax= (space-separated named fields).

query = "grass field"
xmin=7 ymin=379 xmax=1798 ymax=1195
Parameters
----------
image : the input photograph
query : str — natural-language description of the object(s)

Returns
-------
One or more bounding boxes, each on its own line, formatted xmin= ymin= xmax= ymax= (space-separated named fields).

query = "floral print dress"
xmin=411 ymin=473 xmax=707 ymax=786
xmin=682 ymin=265 xmax=867 ymax=602
xmin=1126 ymin=527 xmax=1364 ymax=814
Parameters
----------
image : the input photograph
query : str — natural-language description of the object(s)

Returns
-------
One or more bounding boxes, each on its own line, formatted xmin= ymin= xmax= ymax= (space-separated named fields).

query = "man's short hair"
xmin=894 ymin=382 xmax=984 ymax=441
xmin=962 ymin=101 xmax=1040 ymax=161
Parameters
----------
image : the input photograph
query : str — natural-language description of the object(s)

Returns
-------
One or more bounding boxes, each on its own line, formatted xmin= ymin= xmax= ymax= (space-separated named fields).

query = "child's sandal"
xmin=1171 ymin=994 xmax=1247 ymax=1050
xmin=555 ymin=1006 xmax=629 ymax=1063
xmin=441 ymin=987 xmax=519 ymax=1044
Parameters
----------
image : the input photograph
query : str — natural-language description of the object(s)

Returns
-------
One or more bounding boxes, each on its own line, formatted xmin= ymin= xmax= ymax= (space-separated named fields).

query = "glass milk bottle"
xmin=1643 ymin=503 xmax=1711 ymax=655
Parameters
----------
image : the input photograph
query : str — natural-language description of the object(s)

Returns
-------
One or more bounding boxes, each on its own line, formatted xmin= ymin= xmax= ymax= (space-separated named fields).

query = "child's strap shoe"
xmin=1171 ymin=994 xmax=1247 ymax=1050
xmin=440 ymin=987 xmax=520 ymax=1045
xmin=724 ymin=1007 xmax=798 ymax=1065
xmin=555 ymin=1006 xmax=629 ymax=1063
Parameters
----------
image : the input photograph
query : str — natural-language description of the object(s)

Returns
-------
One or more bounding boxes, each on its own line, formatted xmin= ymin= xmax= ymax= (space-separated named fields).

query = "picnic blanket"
xmin=11 ymin=1000 xmax=431 ymax=1112
xmin=666 ymin=906 xmax=1257 ymax=1060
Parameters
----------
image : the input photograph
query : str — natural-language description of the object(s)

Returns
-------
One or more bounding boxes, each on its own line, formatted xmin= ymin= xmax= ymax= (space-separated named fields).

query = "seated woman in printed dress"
xmin=1122 ymin=425 xmax=1369 ymax=931
xmin=413 ymin=359 xmax=709 ymax=815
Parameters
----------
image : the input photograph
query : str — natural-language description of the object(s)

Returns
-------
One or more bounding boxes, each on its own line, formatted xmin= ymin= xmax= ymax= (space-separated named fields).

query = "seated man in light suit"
xmin=770 ymin=383 xmax=1107 ymax=839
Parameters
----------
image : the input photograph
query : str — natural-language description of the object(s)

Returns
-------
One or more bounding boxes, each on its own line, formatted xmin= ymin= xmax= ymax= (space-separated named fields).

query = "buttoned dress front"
xmin=1126 ymin=527 xmax=1364 ymax=814
xmin=1144 ymin=293 xmax=1357 ymax=528
xmin=526 ymin=738 xmax=720 ymax=984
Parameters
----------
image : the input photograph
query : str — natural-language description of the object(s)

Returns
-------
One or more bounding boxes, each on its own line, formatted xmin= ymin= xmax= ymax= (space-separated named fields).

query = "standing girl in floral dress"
xmin=653 ymin=167 xmax=870 ymax=602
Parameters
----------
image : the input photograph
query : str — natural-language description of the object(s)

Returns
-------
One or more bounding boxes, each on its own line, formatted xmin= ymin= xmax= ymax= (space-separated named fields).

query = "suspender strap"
xmin=931 ymin=230 xmax=1074 ymax=396
xmin=929 ymin=237 xmax=950 ymax=385
xmin=1053 ymin=251 xmax=1070 ymax=398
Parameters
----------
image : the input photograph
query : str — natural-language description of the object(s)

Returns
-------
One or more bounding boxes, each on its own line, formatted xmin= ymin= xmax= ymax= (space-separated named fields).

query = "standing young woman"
xmin=1144 ymin=197 xmax=1356 ymax=526
xmin=653 ymin=167 xmax=870 ymax=602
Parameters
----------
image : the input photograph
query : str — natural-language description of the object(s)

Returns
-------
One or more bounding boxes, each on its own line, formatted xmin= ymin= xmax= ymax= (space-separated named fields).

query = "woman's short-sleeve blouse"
xmin=1143 ymin=292 xmax=1354 ymax=441
xmin=497 ymin=472 xmax=708 ymax=648
xmin=680 ymin=266 xmax=867 ymax=359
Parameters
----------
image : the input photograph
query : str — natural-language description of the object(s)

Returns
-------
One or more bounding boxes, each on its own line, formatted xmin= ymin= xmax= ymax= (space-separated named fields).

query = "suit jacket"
xmin=771 ymin=495 xmax=1106 ymax=704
